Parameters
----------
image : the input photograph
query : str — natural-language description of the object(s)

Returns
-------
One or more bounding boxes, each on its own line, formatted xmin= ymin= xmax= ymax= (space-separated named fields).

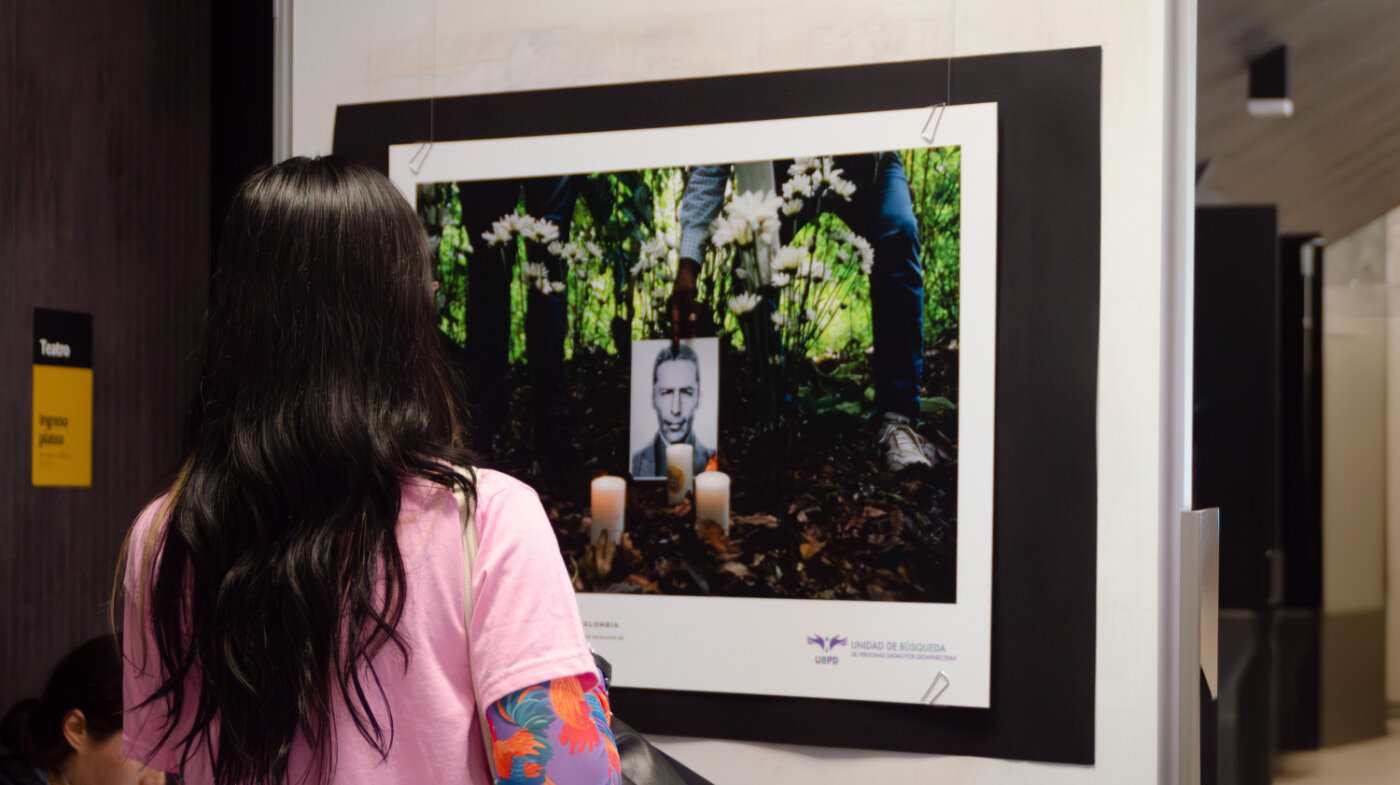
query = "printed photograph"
xmin=629 ymin=338 xmax=720 ymax=481
xmin=418 ymin=148 xmax=963 ymax=603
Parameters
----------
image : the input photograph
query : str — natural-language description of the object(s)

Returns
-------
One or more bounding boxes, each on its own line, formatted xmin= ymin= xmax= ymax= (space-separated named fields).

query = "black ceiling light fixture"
xmin=1248 ymin=44 xmax=1293 ymax=118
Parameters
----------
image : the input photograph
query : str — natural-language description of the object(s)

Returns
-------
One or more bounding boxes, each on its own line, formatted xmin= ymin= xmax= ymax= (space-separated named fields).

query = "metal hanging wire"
xmin=922 ymin=8 xmax=956 ymax=145
xmin=410 ymin=0 xmax=440 ymax=175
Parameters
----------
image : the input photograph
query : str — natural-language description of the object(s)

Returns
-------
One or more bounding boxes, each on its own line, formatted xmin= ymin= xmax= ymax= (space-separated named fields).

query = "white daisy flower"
xmin=774 ymin=246 xmax=807 ymax=273
xmin=782 ymin=198 xmax=803 ymax=217
xmin=640 ymin=236 xmax=667 ymax=263
xmin=797 ymin=259 xmax=831 ymax=281
xmin=727 ymin=292 xmax=762 ymax=315
xmin=840 ymin=232 xmax=875 ymax=274
xmin=522 ymin=262 xmax=548 ymax=280
xmin=710 ymin=221 xmax=736 ymax=248
xmin=521 ymin=217 xmax=560 ymax=244
xmin=772 ymin=272 xmax=792 ymax=288
xmin=711 ymin=190 xmax=782 ymax=250
xmin=782 ymin=174 xmax=814 ymax=200
xmin=482 ymin=219 xmax=513 ymax=246
xmin=770 ymin=311 xmax=788 ymax=327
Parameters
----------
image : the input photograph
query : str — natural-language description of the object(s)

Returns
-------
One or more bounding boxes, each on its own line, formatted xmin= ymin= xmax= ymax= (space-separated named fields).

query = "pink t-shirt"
xmin=122 ymin=469 xmax=597 ymax=784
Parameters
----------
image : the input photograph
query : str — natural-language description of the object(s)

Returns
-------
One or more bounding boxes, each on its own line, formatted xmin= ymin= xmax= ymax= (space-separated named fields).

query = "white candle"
xmin=590 ymin=475 xmax=626 ymax=544
xmin=665 ymin=443 xmax=694 ymax=505
xmin=694 ymin=471 xmax=730 ymax=534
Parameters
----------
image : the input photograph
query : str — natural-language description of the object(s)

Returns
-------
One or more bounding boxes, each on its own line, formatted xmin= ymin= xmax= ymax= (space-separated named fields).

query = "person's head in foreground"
xmin=0 ymin=636 xmax=164 ymax=785
xmin=650 ymin=342 xmax=701 ymax=445
xmin=130 ymin=155 xmax=475 ymax=784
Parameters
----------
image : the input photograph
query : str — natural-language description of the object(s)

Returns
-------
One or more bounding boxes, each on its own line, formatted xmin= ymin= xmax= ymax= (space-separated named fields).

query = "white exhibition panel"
xmin=292 ymin=1 xmax=1178 ymax=782
xmin=388 ymin=103 xmax=999 ymax=708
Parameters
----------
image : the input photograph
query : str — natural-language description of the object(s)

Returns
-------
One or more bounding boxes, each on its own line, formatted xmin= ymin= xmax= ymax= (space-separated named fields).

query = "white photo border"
xmin=391 ymin=103 xmax=998 ymax=707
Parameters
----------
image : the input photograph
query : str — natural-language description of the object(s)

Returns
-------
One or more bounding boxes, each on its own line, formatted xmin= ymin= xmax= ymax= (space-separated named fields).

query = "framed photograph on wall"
xmin=387 ymin=103 xmax=998 ymax=708
xmin=333 ymin=48 xmax=1100 ymax=762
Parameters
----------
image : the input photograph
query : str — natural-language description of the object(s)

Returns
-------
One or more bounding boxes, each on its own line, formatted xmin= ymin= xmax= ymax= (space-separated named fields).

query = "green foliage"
xmin=416 ymin=147 xmax=961 ymax=369
xmin=903 ymin=147 xmax=961 ymax=343
xmin=419 ymin=182 xmax=471 ymax=344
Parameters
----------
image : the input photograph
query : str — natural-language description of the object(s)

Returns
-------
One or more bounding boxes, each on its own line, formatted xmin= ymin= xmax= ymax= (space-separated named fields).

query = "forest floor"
xmin=486 ymin=330 xmax=960 ymax=603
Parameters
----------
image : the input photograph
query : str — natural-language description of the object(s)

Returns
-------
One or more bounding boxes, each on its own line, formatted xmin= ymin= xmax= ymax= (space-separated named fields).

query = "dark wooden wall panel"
xmin=0 ymin=0 xmax=209 ymax=706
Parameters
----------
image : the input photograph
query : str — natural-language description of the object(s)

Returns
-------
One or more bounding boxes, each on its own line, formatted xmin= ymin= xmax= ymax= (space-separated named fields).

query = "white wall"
xmin=1317 ymin=215 xmax=1392 ymax=741
xmin=1328 ymin=211 xmax=1400 ymax=708
xmin=1389 ymin=211 xmax=1400 ymax=706
xmin=290 ymin=2 xmax=1178 ymax=781
xmin=1322 ymin=220 xmax=1388 ymax=618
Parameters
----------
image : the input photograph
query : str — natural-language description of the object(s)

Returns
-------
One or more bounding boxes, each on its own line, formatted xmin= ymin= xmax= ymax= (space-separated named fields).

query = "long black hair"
xmin=132 ymin=156 xmax=475 ymax=784
xmin=1 ymin=636 xmax=124 ymax=771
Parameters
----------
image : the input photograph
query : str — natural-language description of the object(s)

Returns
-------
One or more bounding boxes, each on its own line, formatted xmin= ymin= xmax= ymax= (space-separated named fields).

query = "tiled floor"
xmin=1274 ymin=719 xmax=1400 ymax=784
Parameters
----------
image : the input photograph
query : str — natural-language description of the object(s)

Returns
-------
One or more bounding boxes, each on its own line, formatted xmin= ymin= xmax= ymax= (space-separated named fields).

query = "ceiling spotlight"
xmin=1248 ymin=45 xmax=1293 ymax=118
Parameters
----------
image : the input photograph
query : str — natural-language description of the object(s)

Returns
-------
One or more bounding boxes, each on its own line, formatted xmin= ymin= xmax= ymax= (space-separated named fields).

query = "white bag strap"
xmin=452 ymin=466 xmax=496 ymax=774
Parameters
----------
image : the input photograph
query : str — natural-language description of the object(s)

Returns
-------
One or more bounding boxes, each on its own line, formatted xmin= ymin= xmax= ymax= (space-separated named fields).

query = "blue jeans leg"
xmin=838 ymin=153 xmax=924 ymax=419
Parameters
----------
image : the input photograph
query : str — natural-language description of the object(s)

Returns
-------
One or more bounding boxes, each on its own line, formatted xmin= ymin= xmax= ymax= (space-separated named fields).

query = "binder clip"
xmin=921 ymin=103 xmax=947 ymax=146
xmin=921 ymin=671 xmax=951 ymax=705
xmin=408 ymin=141 xmax=434 ymax=175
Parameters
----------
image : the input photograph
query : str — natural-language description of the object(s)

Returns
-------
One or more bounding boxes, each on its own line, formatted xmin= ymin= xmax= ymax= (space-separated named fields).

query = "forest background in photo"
xmin=419 ymin=147 xmax=962 ymax=603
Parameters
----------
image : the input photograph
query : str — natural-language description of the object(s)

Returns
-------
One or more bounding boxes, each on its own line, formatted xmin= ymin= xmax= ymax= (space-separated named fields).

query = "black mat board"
xmin=332 ymin=46 xmax=1101 ymax=764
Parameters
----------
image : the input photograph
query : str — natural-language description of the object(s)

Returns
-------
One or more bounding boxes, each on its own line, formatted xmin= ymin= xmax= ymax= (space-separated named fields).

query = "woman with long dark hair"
xmin=120 ymin=157 xmax=620 ymax=785
xmin=1 ymin=636 xmax=164 ymax=785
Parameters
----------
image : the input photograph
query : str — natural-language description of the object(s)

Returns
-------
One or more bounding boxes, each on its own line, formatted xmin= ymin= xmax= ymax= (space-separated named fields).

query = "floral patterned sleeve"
xmin=485 ymin=672 xmax=621 ymax=785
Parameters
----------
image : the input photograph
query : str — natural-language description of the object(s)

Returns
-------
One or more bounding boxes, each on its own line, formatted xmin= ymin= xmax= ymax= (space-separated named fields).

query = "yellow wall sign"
xmin=32 ymin=308 xmax=93 ymax=487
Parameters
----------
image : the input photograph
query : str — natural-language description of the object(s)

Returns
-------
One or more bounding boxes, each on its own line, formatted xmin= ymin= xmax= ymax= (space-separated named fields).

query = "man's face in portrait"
xmin=652 ymin=358 xmax=700 ymax=444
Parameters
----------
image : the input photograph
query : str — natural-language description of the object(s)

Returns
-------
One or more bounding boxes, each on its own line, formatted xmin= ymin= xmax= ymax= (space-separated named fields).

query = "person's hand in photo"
xmin=667 ymin=257 xmax=702 ymax=348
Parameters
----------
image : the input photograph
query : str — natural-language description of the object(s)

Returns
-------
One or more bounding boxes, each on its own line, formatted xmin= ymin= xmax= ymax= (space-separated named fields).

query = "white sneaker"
xmin=877 ymin=412 xmax=935 ymax=471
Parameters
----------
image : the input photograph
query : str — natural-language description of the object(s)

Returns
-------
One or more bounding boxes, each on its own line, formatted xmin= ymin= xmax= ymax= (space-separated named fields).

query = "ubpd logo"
xmin=807 ymin=634 xmax=848 ymax=665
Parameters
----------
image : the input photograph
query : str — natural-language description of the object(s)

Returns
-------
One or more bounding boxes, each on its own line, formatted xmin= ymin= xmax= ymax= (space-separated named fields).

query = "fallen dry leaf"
xmin=619 ymin=532 xmax=642 ymax=561
xmin=593 ymin=534 xmax=617 ymax=578
xmin=695 ymin=519 xmax=733 ymax=552
xmin=862 ymin=506 xmax=888 ymax=519
xmin=733 ymin=513 xmax=779 ymax=527
xmin=866 ymin=581 xmax=895 ymax=601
